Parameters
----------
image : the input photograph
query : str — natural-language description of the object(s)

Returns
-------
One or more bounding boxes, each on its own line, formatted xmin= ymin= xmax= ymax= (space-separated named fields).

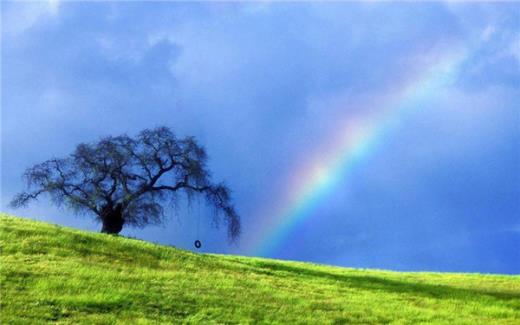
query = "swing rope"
xmin=196 ymin=196 xmax=201 ymax=239
xmin=194 ymin=196 xmax=202 ymax=249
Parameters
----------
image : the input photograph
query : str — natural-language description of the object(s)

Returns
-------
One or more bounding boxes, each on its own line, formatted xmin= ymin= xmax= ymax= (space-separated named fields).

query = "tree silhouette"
xmin=10 ymin=126 xmax=240 ymax=240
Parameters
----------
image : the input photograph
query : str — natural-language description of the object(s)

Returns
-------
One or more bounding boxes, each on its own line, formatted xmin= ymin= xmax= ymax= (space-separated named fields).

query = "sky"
xmin=1 ymin=1 xmax=519 ymax=274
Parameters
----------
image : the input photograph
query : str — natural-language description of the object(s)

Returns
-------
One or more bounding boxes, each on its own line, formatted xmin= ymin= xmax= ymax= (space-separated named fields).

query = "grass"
xmin=1 ymin=213 xmax=519 ymax=324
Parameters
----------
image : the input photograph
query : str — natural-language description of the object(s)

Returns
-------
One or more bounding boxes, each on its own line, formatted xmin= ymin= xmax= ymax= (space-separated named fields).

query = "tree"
xmin=10 ymin=126 xmax=240 ymax=241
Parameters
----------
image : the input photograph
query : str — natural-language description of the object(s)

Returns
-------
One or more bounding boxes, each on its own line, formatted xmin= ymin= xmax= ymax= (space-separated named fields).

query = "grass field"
xmin=1 ymin=213 xmax=519 ymax=324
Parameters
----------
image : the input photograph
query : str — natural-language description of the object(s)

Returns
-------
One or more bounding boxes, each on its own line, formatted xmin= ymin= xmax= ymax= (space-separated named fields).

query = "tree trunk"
xmin=100 ymin=203 xmax=124 ymax=234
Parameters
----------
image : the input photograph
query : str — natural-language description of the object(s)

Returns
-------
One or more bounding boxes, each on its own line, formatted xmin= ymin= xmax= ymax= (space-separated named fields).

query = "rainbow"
xmin=246 ymin=47 xmax=469 ymax=256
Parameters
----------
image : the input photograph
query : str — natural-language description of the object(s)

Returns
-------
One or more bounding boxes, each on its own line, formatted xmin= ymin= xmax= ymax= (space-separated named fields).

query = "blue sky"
xmin=1 ymin=1 xmax=519 ymax=274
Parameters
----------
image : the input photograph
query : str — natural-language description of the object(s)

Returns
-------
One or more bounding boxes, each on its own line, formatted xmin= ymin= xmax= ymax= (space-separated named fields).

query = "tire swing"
xmin=193 ymin=198 xmax=202 ymax=250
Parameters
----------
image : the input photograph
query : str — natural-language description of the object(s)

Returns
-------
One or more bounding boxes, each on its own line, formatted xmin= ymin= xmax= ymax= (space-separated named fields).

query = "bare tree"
xmin=10 ymin=126 xmax=240 ymax=240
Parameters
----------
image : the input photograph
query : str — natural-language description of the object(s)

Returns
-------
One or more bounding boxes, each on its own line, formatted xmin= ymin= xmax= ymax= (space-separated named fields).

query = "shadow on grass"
xmin=247 ymin=261 xmax=520 ymax=303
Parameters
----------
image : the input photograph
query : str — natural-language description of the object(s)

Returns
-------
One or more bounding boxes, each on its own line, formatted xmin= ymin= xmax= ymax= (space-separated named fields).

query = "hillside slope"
xmin=1 ymin=214 xmax=519 ymax=324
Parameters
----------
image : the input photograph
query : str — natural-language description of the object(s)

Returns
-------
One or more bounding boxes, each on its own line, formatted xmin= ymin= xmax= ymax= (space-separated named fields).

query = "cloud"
xmin=2 ymin=1 xmax=60 ymax=37
xmin=442 ymin=1 xmax=520 ymax=90
xmin=481 ymin=25 xmax=496 ymax=42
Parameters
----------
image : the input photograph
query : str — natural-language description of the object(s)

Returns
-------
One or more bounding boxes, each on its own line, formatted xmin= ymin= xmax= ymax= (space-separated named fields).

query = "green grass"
xmin=1 ymin=213 xmax=519 ymax=324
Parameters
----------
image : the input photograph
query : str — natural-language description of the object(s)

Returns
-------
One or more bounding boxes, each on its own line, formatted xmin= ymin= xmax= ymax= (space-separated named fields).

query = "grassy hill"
xmin=1 ymin=213 xmax=519 ymax=324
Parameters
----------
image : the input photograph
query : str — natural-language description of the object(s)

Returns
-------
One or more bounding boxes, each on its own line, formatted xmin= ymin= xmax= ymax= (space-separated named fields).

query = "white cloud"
xmin=48 ymin=0 xmax=60 ymax=15
xmin=2 ymin=0 xmax=60 ymax=37
xmin=481 ymin=25 xmax=496 ymax=42
xmin=509 ymin=35 xmax=520 ymax=63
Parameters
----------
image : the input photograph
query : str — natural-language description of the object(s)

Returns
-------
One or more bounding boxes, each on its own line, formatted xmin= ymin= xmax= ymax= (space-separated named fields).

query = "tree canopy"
xmin=11 ymin=126 xmax=240 ymax=241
